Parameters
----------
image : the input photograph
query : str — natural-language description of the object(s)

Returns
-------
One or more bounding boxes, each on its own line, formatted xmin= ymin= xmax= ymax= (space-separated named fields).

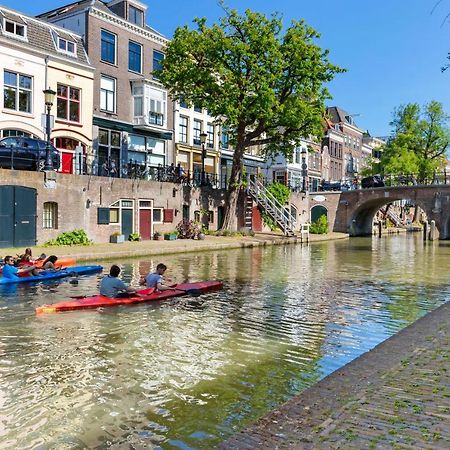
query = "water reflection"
xmin=0 ymin=235 xmax=449 ymax=449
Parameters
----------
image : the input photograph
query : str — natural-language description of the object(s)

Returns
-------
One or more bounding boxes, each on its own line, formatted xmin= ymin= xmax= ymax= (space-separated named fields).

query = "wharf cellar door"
xmin=0 ymin=185 xmax=37 ymax=248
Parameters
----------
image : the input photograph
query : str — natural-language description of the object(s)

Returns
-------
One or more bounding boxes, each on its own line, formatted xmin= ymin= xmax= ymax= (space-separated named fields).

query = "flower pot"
xmin=110 ymin=234 xmax=125 ymax=243
xmin=164 ymin=233 xmax=177 ymax=241
xmin=198 ymin=233 xmax=205 ymax=240
xmin=154 ymin=235 xmax=164 ymax=241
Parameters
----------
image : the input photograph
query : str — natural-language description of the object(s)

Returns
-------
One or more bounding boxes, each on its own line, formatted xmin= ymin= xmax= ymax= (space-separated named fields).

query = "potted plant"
xmin=164 ymin=231 xmax=178 ymax=241
xmin=110 ymin=231 xmax=125 ymax=243
xmin=128 ymin=232 xmax=141 ymax=242
xmin=153 ymin=231 xmax=164 ymax=241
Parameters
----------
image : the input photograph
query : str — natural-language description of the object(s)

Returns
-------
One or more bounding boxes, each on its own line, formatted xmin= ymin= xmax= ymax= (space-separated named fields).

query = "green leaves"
xmin=378 ymin=101 xmax=450 ymax=181
xmin=44 ymin=229 xmax=92 ymax=246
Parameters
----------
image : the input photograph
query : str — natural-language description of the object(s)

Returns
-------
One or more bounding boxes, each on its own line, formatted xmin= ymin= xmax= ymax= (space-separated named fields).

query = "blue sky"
xmin=7 ymin=0 xmax=450 ymax=136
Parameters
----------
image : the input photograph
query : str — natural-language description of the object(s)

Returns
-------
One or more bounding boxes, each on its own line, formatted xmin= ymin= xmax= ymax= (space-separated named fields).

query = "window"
xmin=100 ymin=76 xmax=116 ymax=112
xmin=221 ymin=128 xmax=229 ymax=149
xmin=129 ymin=5 xmax=143 ymax=26
xmin=3 ymin=70 xmax=32 ymax=113
xmin=109 ymin=208 xmax=119 ymax=223
xmin=4 ymin=20 xmax=26 ymax=38
xmin=57 ymin=84 xmax=80 ymax=122
xmin=179 ymin=116 xmax=188 ymax=143
xmin=2 ymin=129 xmax=32 ymax=138
xmin=98 ymin=129 xmax=121 ymax=177
xmin=149 ymin=98 xmax=164 ymax=125
xmin=193 ymin=119 xmax=202 ymax=145
xmin=207 ymin=123 xmax=214 ymax=148
xmin=129 ymin=41 xmax=142 ymax=73
xmin=101 ymin=30 xmax=116 ymax=64
xmin=43 ymin=202 xmax=58 ymax=229
xmin=194 ymin=105 xmax=202 ymax=113
xmin=152 ymin=50 xmax=164 ymax=79
xmin=153 ymin=208 xmax=163 ymax=223
xmin=57 ymin=38 xmax=76 ymax=55
xmin=179 ymin=98 xmax=188 ymax=108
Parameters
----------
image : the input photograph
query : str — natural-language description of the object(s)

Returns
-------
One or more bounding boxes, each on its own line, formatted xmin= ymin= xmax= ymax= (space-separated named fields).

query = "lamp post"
xmin=301 ymin=147 xmax=308 ymax=192
xmin=200 ymin=131 xmax=207 ymax=186
xmin=43 ymin=88 xmax=56 ymax=171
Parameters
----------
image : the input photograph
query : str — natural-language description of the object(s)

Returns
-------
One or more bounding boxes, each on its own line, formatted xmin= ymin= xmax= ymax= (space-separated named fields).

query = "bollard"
xmin=423 ymin=222 xmax=428 ymax=241
xmin=430 ymin=220 xmax=436 ymax=241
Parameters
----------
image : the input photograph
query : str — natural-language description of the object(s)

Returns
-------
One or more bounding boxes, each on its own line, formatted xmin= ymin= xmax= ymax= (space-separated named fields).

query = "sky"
xmin=6 ymin=0 xmax=450 ymax=136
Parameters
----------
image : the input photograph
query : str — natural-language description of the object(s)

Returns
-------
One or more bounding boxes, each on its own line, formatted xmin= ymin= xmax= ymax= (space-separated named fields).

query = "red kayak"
xmin=36 ymin=281 xmax=223 ymax=314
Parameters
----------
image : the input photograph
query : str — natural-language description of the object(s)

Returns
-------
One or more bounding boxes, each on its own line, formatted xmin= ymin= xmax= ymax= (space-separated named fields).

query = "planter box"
xmin=154 ymin=235 xmax=164 ymax=241
xmin=164 ymin=234 xmax=177 ymax=241
xmin=110 ymin=234 xmax=125 ymax=243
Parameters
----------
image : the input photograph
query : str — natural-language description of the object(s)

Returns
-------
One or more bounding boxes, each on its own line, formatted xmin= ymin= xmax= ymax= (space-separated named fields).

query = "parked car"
xmin=0 ymin=137 xmax=60 ymax=171
xmin=320 ymin=181 xmax=341 ymax=191
xmin=361 ymin=175 xmax=385 ymax=188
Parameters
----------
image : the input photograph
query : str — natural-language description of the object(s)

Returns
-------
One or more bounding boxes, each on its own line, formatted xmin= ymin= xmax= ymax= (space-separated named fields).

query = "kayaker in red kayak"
xmin=17 ymin=248 xmax=33 ymax=267
xmin=2 ymin=255 xmax=40 ymax=278
xmin=100 ymin=265 xmax=136 ymax=298
xmin=140 ymin=263 xmax=172 ymax=291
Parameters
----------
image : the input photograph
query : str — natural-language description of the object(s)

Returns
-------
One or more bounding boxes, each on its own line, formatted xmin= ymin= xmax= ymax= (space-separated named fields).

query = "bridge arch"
xmin=311 ymin=204 xmax=328 ymax=223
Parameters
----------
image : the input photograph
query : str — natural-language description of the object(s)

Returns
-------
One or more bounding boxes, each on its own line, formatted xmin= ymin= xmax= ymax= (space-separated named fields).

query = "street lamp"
xmin=200 ymin=131 xmax=207 ymax=186
xmin=301 ymin=147 xmax=308 ymax=192
xmin=43 ymin=87 xmax=56 ymax=171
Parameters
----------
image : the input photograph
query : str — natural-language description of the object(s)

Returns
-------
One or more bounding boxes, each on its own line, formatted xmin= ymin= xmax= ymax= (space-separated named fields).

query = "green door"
xmin=121 ymin=209 xmax=133 ymax=240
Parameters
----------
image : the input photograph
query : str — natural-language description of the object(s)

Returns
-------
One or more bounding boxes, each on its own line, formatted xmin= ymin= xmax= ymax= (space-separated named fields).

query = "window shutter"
xmin=97 ymin=207 xmax=110 ymax=224
xmin=163 ymin=208 xmax=174 ymax=223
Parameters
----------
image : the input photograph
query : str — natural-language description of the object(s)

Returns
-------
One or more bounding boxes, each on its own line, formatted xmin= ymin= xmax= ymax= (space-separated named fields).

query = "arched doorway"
xmin=54 ymin=137 xmax=86 ymax=174
xmin=311 ymin=205 xmax=328 ymax=223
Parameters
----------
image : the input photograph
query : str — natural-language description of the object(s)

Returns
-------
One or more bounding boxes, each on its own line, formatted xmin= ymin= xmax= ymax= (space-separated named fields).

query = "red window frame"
xmin=57 ymin=84 xmax=81 ymax=123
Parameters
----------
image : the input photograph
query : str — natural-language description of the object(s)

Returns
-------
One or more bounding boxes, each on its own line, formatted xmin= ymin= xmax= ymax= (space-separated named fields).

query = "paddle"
xmin=170 ymin=286 xmax=202 ymax=297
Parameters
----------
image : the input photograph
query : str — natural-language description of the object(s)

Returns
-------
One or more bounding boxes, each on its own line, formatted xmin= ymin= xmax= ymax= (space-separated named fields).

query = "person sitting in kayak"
xmin=140 ymin=263 xmax=172 ymax=291
xmin=1 ymin=255 xmax=39 ymax=278
xmin=100 ymin=265 xmax=136 ymax=298
xmin=18 ymin=248 xmax=33 ymax=267
xmin=42 ymin=255 xmax=59 ymax=271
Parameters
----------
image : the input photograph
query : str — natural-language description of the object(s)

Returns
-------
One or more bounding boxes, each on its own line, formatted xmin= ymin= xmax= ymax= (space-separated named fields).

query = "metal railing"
xmin=247 ymin=177 xmax=296 ymax=236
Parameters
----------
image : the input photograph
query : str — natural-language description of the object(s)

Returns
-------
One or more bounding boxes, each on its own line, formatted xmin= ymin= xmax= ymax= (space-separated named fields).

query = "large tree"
xmin=157 ymin=6 xmax=343 ymax=230
xmin=378 ymin=101 xmax=450 ymax=181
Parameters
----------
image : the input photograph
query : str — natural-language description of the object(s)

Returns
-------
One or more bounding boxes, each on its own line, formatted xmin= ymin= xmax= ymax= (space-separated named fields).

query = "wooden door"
xmin=139 ymin=209 xmax=152 ymax=240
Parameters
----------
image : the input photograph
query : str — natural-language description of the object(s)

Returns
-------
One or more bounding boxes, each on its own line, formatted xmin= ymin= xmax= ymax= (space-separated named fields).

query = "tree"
xmin=157 ymin=6 xmax=344 ymax=230
xmin=377 ymin=101 xmax=450 ymax=182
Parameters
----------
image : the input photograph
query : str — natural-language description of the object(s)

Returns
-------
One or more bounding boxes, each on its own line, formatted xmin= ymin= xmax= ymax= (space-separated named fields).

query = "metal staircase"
xmin=247 ymin=178 xmax=296 ymax=236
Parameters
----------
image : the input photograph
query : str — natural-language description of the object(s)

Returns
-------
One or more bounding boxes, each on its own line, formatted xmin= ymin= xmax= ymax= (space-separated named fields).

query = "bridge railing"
xmin=382 ymin=171 xmax=450 ymax=187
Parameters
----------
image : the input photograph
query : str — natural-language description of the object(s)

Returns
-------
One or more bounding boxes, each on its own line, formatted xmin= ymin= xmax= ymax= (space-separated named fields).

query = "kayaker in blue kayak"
xmin=2 ymin=255 xmax=39 ymax=278
xmin=140 ymin=263 xmax=172 ymax=291
xmin=100 ymin=265 xmax=136 ymax=298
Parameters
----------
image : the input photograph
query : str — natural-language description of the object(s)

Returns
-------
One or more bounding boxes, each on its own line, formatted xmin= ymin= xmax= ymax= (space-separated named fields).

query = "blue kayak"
xmin=0 ymin=265 xmax=103 ymax=285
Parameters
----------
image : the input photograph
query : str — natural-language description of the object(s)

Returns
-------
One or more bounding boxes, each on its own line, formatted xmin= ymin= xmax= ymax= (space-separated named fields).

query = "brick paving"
xmin=217 ymin=300 xmax=450 ymax=449
xmin=0 ymin=232 xmax=348 ymax=263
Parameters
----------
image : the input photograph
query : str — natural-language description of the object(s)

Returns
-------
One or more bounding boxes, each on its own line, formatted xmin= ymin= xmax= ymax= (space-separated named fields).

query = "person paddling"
xmin=140 ymin=263 xmax=171 ymax=291
xmin=100 ymin=265 xmax=136 ymax=298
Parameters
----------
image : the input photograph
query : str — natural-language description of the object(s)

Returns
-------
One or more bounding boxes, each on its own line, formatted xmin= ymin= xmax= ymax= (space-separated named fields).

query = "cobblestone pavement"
xmin=0 ymin=232 xmax=348 ymax=263
xmin=218 ymin=300 xmax=450 ymax=449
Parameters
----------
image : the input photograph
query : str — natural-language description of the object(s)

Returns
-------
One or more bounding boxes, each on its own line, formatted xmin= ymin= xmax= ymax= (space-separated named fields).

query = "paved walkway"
xmin=0 ymin=232 xmax=348 ymax=263
xmin=218 ymin=300 xmax=450 ymax=449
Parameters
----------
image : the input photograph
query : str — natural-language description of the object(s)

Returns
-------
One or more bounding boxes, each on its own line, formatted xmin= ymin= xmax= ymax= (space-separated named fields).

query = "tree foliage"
xmin=377 ymin=101 xmax=449 ymax=181
xmin=157 ymin=5 xmax=344 ymax=229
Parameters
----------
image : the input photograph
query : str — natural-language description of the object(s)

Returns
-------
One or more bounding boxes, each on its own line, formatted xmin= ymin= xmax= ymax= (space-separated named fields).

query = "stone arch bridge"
xmin=318 ymin=186 xmax=450 ymax=239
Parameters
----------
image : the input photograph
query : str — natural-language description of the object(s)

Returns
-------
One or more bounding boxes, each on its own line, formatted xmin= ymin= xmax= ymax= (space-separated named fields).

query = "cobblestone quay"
xmin=218 ymin=300 xmax=450 ymax=449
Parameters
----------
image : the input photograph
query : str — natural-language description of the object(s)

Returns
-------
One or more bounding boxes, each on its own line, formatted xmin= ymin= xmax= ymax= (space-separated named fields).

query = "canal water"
xmin=0 ymin=235 xmax=449 ymax=449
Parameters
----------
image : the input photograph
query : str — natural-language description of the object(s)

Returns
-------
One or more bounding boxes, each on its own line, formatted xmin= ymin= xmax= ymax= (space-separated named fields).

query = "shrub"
xmin=45 ymin=229 xmax=92 ymax=246
xmin=309 ymin=215 xmax=328 ymax=234
xmin=176 ymin=219 xmax=200 ymax=239
xmin=128 ymin=232 xmax=141 ymax=241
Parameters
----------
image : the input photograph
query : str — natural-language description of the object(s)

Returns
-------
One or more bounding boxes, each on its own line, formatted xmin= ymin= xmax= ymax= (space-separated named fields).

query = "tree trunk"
xmin=221 ymin=135 xmax=246 ymax=231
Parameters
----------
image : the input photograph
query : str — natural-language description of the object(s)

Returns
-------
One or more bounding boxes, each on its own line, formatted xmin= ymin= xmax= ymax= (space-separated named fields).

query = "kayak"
xmin=0 ymin=265 xmax=103 ymax=285
xmin=36 ymin=280 xmax=223 ymax=314
xmin=35 ymin=257 xmax=76 ymax=269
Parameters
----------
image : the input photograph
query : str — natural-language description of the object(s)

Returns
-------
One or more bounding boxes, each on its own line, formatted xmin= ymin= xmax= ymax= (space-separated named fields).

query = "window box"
xmin=110 ymin=233 xmax=125 ymax=243
xmin=164 ymin=233 xmax=177 ymax=241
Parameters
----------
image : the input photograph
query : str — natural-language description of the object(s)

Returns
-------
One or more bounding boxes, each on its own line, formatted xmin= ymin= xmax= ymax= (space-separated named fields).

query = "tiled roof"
xmin=0 ymin=6 xmax=90 ymax=66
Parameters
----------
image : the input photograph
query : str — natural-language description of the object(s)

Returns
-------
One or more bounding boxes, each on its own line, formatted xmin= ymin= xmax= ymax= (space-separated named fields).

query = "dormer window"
xmin=58 ymin=37 xmax=76 ymax=55
xmin=3 ymin=19 xmax=26 ymax=39
xmin=129 ymin=5 xmax=143 ymax=26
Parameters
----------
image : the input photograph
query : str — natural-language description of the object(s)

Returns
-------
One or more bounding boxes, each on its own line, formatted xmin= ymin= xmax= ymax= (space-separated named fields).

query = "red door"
xmin=139 ymin=209 xmax=152 ymax=240
xmin=60 ymin=152 xmax=73 ymax=173
xmin=252 ymin=206 xmax=262 ymax=232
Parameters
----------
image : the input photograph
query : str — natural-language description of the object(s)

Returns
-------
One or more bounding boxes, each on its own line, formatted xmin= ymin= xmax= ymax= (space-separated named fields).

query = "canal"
xmin=0 ymin=235 xmax=449 ymax=449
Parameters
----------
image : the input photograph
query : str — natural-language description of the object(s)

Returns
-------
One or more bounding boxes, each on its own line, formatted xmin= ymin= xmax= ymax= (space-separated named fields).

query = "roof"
xmin=37 ymin=0 xmax=166 ymax=39
xmin=327 ymin=106 xmax=360 ymax=128
xmin=0 ymin=6 xmax=90 ymax=66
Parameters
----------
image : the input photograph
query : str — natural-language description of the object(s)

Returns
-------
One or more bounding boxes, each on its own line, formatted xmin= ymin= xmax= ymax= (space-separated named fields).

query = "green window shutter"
xmin=98 ymin=207 xmax=110 ymax=224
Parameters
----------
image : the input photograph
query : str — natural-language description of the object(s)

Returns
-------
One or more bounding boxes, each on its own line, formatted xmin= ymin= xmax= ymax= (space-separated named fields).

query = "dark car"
xmin=320 ymin=181 xmax=342 ymax=191
xmin=361 ymin=175 xmax=385 ymax=188
xmin=0 ymin=137 xmax=60 ymax=171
